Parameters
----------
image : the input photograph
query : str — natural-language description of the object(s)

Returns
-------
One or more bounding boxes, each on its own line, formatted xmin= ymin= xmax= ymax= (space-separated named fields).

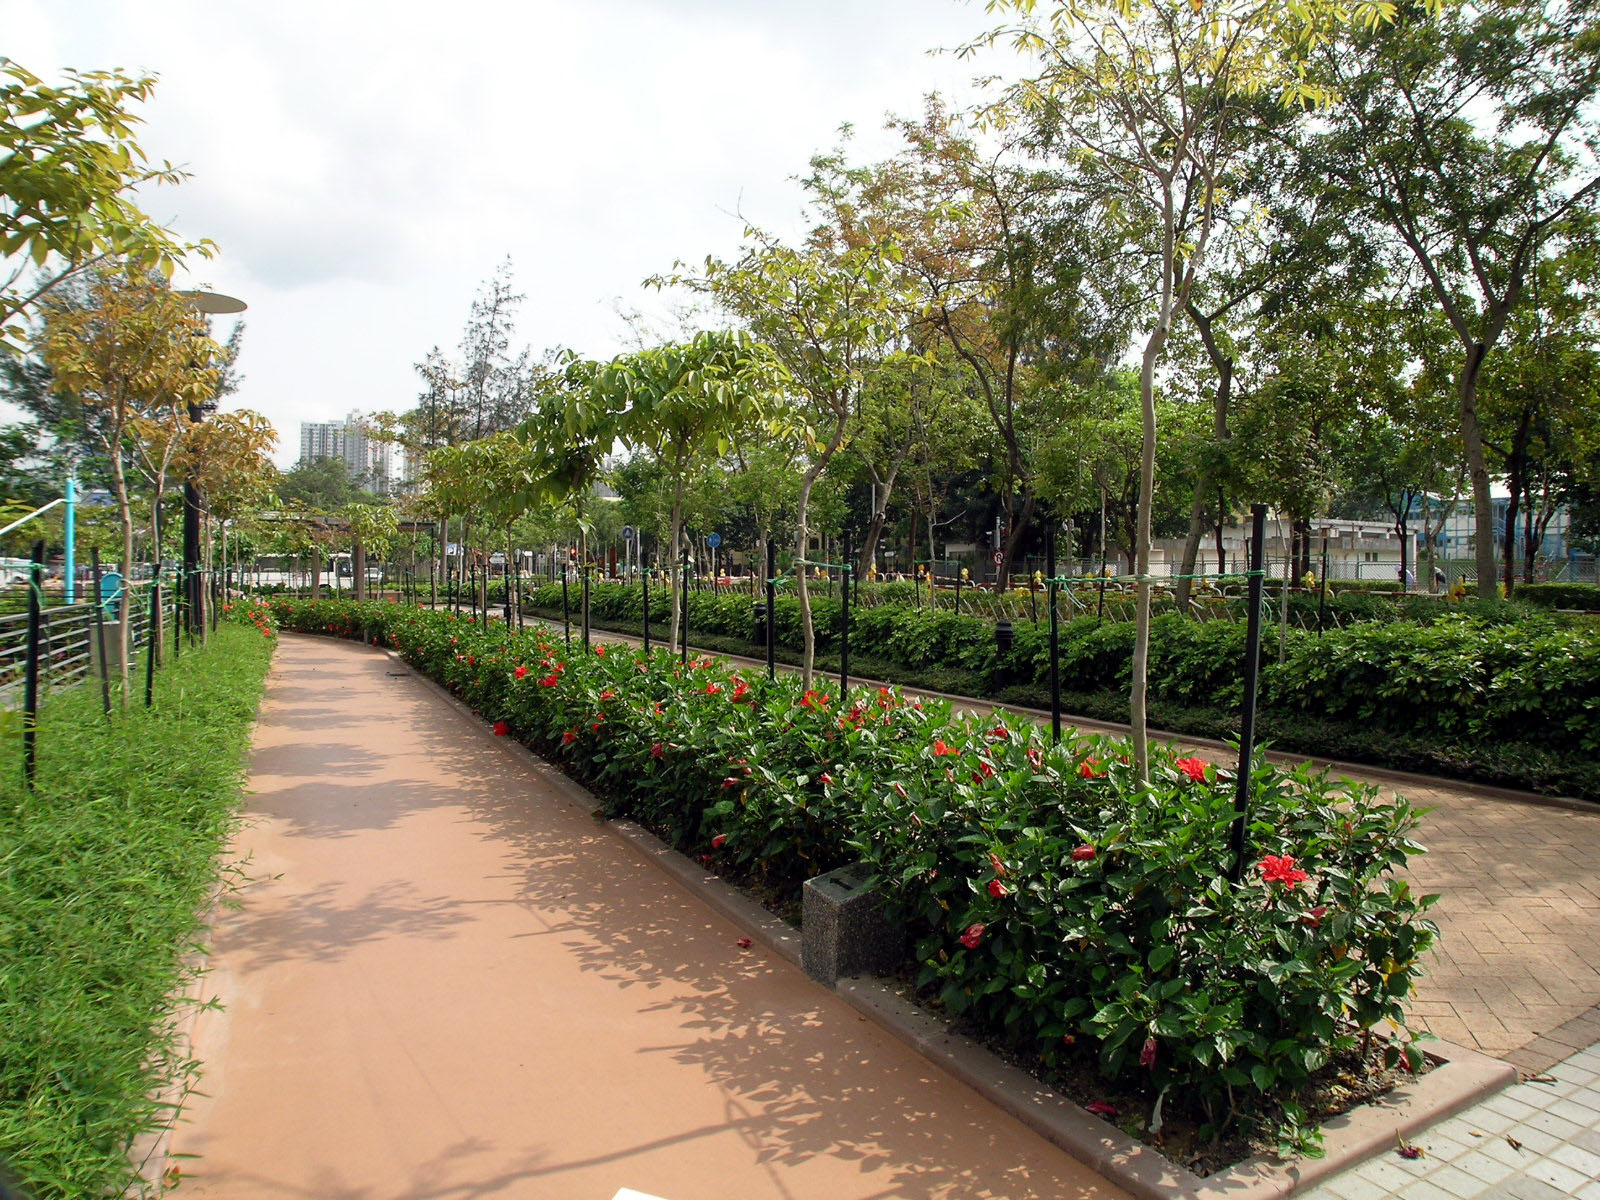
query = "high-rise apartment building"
xmin=297 ymin=411 xmax=402 ymax=495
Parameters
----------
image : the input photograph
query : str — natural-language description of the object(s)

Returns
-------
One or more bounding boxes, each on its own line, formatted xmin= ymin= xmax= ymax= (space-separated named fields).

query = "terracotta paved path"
xmin=172 ymin=634 xmax=1128 ymax=1200
xmin=582 ymin=623 xmax=1600 ymax=1069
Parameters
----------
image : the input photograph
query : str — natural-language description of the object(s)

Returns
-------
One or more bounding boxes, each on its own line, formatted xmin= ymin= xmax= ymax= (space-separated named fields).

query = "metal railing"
xmin=0 ymin=583 xmax=173 ymax=707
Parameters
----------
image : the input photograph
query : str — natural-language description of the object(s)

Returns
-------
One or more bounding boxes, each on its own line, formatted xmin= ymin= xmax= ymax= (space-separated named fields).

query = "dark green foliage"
xmin=0 ymin=625 xmax=274 ymax=1199
xmin=1515 ymin=583 xmax=1600 ymax=610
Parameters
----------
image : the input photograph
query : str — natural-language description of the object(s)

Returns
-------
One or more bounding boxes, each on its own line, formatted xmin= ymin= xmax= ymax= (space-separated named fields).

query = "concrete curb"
xmin=374 ymin=638 xmax=1518 ymax=1200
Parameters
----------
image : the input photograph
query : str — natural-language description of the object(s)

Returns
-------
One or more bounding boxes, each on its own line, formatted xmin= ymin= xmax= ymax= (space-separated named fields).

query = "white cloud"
xmin=7 ymin=0 xmax=1001 ymax=464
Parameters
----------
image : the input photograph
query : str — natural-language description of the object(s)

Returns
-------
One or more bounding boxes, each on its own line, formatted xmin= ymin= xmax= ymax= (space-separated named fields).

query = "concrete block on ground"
xmin=802 ymin=863 xmax=905 ymax=985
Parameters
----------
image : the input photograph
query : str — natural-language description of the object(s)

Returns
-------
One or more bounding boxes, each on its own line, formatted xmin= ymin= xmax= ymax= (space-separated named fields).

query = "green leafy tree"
xmin=976 ymin=0 xmax=1396 ymax=782
xmin=1306 ymin=0 xmax=1600 ymax=593
xmin=1 ymin=62 xmax=212 ymax=351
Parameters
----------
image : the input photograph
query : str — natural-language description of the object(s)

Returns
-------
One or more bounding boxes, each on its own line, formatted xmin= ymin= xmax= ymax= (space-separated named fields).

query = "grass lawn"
xmin=0 ymin=623 xmax=273 ymax=1198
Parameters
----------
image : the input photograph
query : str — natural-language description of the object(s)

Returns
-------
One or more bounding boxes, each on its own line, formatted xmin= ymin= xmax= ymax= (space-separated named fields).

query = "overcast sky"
xmin=9 ymin=0 xmax=1002 ymax=464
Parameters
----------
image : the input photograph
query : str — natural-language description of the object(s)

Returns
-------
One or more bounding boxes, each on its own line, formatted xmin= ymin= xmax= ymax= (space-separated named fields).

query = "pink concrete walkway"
xmin=171 ymin=634 xmax=1128 ymax=1200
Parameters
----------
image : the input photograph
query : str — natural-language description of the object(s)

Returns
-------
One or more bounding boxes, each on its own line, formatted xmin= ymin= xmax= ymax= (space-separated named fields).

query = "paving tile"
xmin=1504 ymin=1178 xmax=1579 ymax=1200
xmin=1572 ymin=1126 xmax=1600 ymax=1155
xmin=1524 ymin=1159 xmax=1595 ymax=1195
xmin=1485 ymin=1091 xmax=1544 ymax=1119
xmin=1397 ymin=1180 xmax=1465 ymax=1200
xmin=1449 ymin=1149 xmax=1520 ymax=1187
xmin=1546 ymin=1095 xmax=1600 ymax=1126
xmin=1521 ymin=1109 xmax=1581 ymax=1140
xmin=1323 ymin=1173 xmax=1410 ymax=1200
xmin=1502 ymin=1124 xmax=1564 ymax=1156
xmin=1575 ymin=1182 xmax=1600 ymax=1200
xmin=1426 ymin=1163 xmax=1491 ymax=1199
xmin=1548 ymin=1140 xmax=1600 ymax=1178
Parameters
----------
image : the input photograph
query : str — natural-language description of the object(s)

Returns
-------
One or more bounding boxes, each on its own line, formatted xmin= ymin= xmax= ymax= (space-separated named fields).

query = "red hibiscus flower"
xmin=705 ymin=682 xmax=723 ymax=695
xmin=932 ymin=739 xmax=960 ymax=757
xmin=1027 ymin=747 xmax=1044 ymax=769
xmin=990 ymin=724 xmax=1010 ymax=740
xmin=988 ymin=879 xmax=1009 ymax=899
xmin=1259 ymin=854 xmax=1310 ymax=889
xmin=1175 ymin=756 xmax=1209 ymax=783
xmin=1071 ymin=845 xmax=1097 ymax=862
xmin=562 ymin=730 xmax=577 ymax=745
xmin=514 ymin=664 xmax=530 ymax=679
xmin=1078 ymin=757 xmax=1104 ymax=779
xmin=1302 ymin=905 xmax=1329 ymax=928
xmin=711 ymin=834 xmax=727 ymax=849
xmin=989 ymin=851 xmax=1008 ymax=877
xmin=978 ymin=760 xmax=995 ymax=779
xmin=592 ymin=719 xmax=603 ymax=731
xmin=731 ymin=678 xmax=750 ymax=702
xmin=540 ymin=673 xmax=560 ymax=688
xmin=959 ymin=923 xmax=985 ymax=950
xmin=799 ymin=690 xmax=829 ymax=709
xmin=595 ymin=645 xmax=606 ymax=656
xmin=493 ymin=720 xmax=510 ymax=737
xmin=1140 ymin=1037 xmax=1159 ymax=1069
xmin=1086 ymin=1101 xmax=1118 ymax=1117
xmin=721 ymin=776 xmax=741 ymax=789
xmin=600 ymin=690 xmax=616 ymax=700
xmin=820 ymin=772 xmax=834 ymax=785
xmin=651 ymin=742 xmax=665 ymax=759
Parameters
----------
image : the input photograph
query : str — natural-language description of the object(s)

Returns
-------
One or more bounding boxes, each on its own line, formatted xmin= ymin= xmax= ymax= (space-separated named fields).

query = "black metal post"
xmin=91 ymin=548 xmax=111 ymax=718
xmin=172 ymin=564 xmax=181 ymax=662
xmin=955 ymin=569 xmax=962 ymax=614
xmin=1229 ymin=504 xmax=1268 ymax=882
xmin=1318 ymin=533 xmax=1329 ymax=636
xmin=840 ymin=533 xmax=851 ymax=696
xmin=1096 ymin=551 xmax=1108 ymax=624
xmin=582 ymin=565 xmax=591 ymax=654
xmin=145 ymin=580 xmax=159 ymax=708
xmin=765 ymin=540 xmax=776 ymax=681
xmin=1047 ymin=526 xmax=1061 ymax=744
xmin=22 ymin=540 xmax=43 ymax=787
xmin=561 ymin=561 xmax=571 ymax=647
xmin=914 ymin=568 xmax=921 ymax=608
xmin=680 ymin=547 xmax=690 ymax=665
xmin=642 ymin=562 xmax=651 ymax=653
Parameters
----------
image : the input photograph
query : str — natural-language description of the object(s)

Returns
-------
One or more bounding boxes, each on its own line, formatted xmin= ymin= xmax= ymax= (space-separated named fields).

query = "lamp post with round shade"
xmin=175 ymin=289 xmax=247 ymax=638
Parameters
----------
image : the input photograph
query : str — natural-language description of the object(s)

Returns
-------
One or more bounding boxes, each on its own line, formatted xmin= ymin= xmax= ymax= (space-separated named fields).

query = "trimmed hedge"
xmin=1516 ymin=582 xmax=1600 ymax=610
xmin=266 ymin=597 xmax=1437 ymax=1154
xmin=521 ymin=582 xmax=1600 ymax=798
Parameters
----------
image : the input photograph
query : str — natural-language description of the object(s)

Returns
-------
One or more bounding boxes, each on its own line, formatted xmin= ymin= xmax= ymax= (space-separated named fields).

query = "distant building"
xmin=298 ymin=412 xmax=402 ymax=495
xmin=1152 ymin=517 xmax=1416 ymax=582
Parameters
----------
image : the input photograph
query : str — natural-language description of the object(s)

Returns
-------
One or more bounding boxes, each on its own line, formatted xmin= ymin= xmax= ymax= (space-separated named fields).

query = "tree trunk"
xmin=1458 ymin=345 xmax=1500 ymax=597
xmin=112 ymin=454 xmax=133 ymax=706
xmin=796 ymin=468 xmax=823 ymax=687
xmin=353 ymin=536 xmax=366 ymax=602
xmin=1131 ymin=322 xmax=1166 ymax=785
xmin=311 ymin=546 xmax=322 ymax=599
xmin=1176 ymin=311 xmax=1233 ymax=609
xmin=999 ymin=494 xmax=1036 ymax=590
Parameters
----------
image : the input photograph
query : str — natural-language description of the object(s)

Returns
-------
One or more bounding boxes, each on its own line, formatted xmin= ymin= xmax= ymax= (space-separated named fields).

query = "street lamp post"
xmin=176 ymin=289 xmax=247 ymax=637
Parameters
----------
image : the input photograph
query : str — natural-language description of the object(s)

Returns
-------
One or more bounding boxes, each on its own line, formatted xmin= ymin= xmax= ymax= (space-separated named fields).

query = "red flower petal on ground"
xmin=493 ymin=721 xmax=510 ymax=737
xmin=736 ymin=937 xmax=752 ymax=949
xmin=933 ymin=739 xmax=960 ymax=757
xmin=1259 ymin=854 xmax=1310 ymax=889
xmin=562 ymin=730 xmax=577 ymax=745
xmin=1071 ymin=845 xmax=1097 ymax=862
xmin=1175 ymin=756 xmax=1210 ymax=783
xmin=1086 ymin=1101 xmax=1118 ymax=1117
xmin=514 ymin=664 xmax=529 ymax=679
xmin=959 ymin=923 xmax=985 ymax=950
xmin=988 ymin=879 xmax=1009 ymax=899
xmin=711 ymin=834 xmax=727 ymax=849
xmin=1140 ymin=1037 xmax=1158 ymax=1069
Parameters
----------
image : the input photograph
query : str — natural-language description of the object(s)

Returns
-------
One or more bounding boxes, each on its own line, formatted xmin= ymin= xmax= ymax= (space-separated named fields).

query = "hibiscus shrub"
xmin=266 ymin=597 xmax=1438 ymax=1147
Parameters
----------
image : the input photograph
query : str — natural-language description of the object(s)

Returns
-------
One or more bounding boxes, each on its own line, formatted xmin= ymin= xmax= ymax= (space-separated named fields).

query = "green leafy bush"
xmin=1515 ymin=582 xmax=1600 ymax=610
xmin=267 ymin=598 xmax=1439 ymax=1148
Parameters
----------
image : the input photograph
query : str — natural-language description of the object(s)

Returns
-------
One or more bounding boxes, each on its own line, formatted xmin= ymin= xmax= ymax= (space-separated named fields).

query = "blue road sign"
xmin=707 ymin=532 xmax=722 ymax=549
